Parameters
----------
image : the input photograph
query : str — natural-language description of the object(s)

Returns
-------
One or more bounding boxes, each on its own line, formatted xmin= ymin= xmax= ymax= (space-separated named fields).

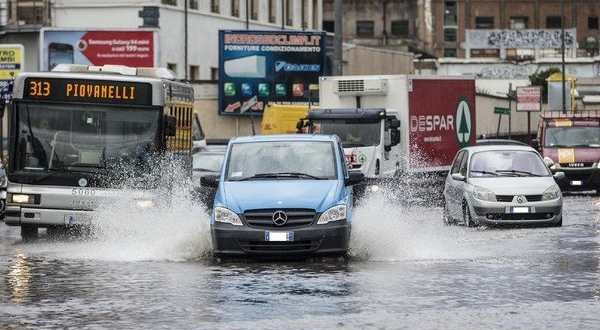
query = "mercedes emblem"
xmin=272 ymin=210 xmax=288 ymax=226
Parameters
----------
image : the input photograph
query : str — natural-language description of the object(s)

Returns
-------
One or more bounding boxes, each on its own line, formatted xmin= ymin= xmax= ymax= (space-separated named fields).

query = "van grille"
xmin=243 ymin=209 xmax=316 ymax=228
xmin=337 ymin=79 xmax=365 ymax=94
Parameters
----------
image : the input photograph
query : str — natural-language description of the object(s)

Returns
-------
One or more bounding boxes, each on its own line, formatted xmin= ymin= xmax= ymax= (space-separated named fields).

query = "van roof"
xmin=230 ymin=134 xmax=339 ymax=143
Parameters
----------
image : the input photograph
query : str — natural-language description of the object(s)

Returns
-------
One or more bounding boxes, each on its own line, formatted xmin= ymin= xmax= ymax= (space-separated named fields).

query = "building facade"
xmin=0 ymin=0 xmax=323 ymax=79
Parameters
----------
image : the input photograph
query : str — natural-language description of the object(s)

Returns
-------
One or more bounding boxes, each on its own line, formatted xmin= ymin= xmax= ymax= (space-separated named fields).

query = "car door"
xmin=445 ymin=150 xmax=465 ymax=217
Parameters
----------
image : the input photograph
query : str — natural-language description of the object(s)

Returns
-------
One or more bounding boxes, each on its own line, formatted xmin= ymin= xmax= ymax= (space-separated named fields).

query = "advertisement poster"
xmin=516 ymin=86 xmax=542 ymax=112
xmin=219 ymin=30 xmax=326 ymax=116
xmin=40 ymin=29 xmax=157 ymax=71
xmin=0 ymin=44 xmax=24 ymax=80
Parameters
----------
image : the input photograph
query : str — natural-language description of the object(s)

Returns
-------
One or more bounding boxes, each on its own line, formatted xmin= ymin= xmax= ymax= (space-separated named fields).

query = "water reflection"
xmin=6 ymin=253 xmax=32 ymax=304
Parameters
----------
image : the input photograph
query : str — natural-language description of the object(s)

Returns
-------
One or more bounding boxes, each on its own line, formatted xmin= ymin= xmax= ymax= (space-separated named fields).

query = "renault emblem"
xmin=272 ymin=210 xmax=288 ymax=226
xmin=515 ymin=195 xmax=527 ymax=204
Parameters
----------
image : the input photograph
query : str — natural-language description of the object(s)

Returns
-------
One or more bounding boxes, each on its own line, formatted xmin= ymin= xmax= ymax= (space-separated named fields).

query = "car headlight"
xmin=542 ymin=185 xmax=561 ymax=201
xmin=8 ymin=193 xmax=37 ymax=204
xmin=134 ymin=199 xmax=155 ymax=209
xmin=317 ymin=205 xmax=346 ymax=225
xmin=214 ymin=206 xmax=243 ymax=226
xmin=472 ymin=186 xmax=496 ymax=202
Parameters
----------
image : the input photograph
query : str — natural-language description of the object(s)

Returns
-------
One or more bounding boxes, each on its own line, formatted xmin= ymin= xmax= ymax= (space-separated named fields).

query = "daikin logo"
xmin=275 ymin=61 xmax=320 ymax=72
xmin=455 ymin=97 xmax=472 ymax=148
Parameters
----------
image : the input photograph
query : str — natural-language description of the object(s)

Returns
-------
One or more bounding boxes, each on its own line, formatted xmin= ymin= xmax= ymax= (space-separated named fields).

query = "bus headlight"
xmin=317 ymin=205 xmax=346 ymax=224
xmin=8 ymin=193 xmax=37 ymax=204
xmin=134 ymin=199 xmax=155 ymax=209
xmin=214 ymin=207 xmax=243 ymax=226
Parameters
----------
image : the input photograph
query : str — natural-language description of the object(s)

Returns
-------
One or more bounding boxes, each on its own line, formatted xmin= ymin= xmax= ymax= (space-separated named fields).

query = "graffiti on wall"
xmin=466 ymin=29 xmax=577 ymax=49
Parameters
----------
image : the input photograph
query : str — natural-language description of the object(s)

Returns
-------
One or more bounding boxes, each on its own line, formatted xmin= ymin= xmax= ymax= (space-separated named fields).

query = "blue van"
xmin=201 ymin=134 xmax=364 ymax=257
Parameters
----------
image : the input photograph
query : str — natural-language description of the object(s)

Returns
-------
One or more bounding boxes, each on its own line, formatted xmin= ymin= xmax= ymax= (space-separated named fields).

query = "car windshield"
xmin=226 ymin=141 xmax=337 ymax=181
xmin=469 ymin=150 xmax=550 ymax=177
xmin=316 ymin=120 xmax=380 ymax=147
xmin=544 ymin=126 xmax=600 ymax=147
xmin=15 ymin=102 xmax=160 ymax=172
xmin=193 ymin=153 xmax=224 ymax=172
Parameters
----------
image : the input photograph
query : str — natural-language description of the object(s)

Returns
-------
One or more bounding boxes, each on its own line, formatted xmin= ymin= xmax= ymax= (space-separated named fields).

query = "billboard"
xmin=0 ymin=44 xmax=24 ymax=80
xmin=40 ymin=29 xmax=157 ymax=71
xmin=516 ymin=86 xmax=542 ymax=112
xmin=219 ymin=30 xmax=325 ymax=116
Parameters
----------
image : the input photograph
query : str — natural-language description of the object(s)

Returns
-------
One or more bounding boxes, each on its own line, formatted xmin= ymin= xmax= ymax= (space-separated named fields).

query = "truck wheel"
xmin=463 ymin=202 xmax=477 ymax=228
xmin=21 ymin=224 xmax=39 ymax=241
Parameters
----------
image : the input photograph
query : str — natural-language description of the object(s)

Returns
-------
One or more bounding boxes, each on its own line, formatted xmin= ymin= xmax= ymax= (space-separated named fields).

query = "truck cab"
xmin=301 ymin=108 xmax=401 ymax=179
xmin=536 ymin=111 xmax=600 ymax=193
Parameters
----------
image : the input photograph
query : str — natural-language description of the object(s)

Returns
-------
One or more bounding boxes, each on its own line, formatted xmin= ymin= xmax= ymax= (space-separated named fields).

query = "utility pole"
xmin=334 ymin=0 xmax=343 ymax=75
xmin=184 ymin=0 xmax=188 ymax=80
xmin=561 ymin=0 xmax=566 ymax=113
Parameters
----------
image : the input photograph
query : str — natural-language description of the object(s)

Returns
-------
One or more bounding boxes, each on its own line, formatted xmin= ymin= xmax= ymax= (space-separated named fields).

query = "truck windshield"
xmin=544 ymin=126 xmax=600 ymax=148
xmin=15 ymin=102 xmax=160 ymax=173
xmin=469 ymin=150 xmax=550 ymax=177
xmin=226 ymin=141 xmax=336 ymax=181
xmin=317 ymin=120 xmax=380 ymax=147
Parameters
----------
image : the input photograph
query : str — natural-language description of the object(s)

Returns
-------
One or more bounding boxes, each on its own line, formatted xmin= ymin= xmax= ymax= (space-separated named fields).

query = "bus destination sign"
xmin=23 ymin=78 xmax=153 ymax=106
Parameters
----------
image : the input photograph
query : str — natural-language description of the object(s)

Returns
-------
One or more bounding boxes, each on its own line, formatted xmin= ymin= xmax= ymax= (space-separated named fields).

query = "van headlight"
xmin=317 ymin=205 xmax=346 ymax=224
xmin=472 ymin=186 xmax=496 ymax=202
xmin=542 ymin=185 xmax=561 ymax=201
xmin=214 ymin=207 xmax=243 ymax=226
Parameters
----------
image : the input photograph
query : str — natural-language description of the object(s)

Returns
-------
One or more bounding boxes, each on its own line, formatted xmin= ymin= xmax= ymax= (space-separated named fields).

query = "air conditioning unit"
xmin=335 ymin=78 xmax=388 ymax=96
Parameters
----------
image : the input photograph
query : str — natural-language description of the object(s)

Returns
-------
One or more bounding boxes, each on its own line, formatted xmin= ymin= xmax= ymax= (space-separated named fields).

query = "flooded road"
xmin=1 ymin=195 xmax=599 ymax=329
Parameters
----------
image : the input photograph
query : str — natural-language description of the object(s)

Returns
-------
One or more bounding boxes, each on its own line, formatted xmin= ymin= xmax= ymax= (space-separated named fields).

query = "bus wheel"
xmin=21 ymin=224 xmax=39 ymax=241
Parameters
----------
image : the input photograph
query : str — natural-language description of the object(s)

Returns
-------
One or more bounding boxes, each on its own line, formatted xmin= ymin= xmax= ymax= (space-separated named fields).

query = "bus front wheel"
xmin=21 ymin=224 xmax=39 ymax=241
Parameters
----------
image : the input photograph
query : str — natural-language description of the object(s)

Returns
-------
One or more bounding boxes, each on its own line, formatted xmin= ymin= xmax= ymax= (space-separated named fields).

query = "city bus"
xmin=3 ymin=65 xmax=195 ymax=240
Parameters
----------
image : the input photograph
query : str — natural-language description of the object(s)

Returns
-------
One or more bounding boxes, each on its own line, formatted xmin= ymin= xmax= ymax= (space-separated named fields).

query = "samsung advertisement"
xmin=218 ymin=30 xmax=326 ymax=116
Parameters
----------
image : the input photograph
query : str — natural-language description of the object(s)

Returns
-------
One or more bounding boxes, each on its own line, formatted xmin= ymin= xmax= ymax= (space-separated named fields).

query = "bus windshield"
xmin=15 ymin=102 xmax=160 ymax=173
xmin=316 ymin=120 xmax=381 ymax=148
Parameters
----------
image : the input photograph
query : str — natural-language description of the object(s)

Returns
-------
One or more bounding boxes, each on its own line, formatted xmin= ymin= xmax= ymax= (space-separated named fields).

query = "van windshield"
xmin=469 ymin=150 xmax=550 ymax=177
xmin=226 ymin=141 xmax=337 ymax=181
xmin=316 ymin=120 xmax=381 ymax=148
xmin=544 ymin=126 xmax=600 ymax=148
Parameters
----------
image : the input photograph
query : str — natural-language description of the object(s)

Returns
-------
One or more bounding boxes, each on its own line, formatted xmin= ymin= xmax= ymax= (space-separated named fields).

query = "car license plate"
xmin=510 ymin=207 xmax=530 ymax=214
xmin=265 ymin=231 xmax=293 ymax=242
xmin=571 ymin=180 xmax=583 ymax=186
xmin=64 ymin=214 xmax=92 ymax=226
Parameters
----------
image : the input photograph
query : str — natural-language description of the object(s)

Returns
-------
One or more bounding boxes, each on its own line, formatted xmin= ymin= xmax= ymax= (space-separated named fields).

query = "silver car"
xmin=443 ymin=145 xmax=564 ymax=227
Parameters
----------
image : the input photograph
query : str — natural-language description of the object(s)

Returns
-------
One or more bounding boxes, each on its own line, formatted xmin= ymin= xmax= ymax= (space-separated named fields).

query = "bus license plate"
xmin=265 ymin=231 xmax=293 ymax=242
xmin=571 ymin=180 xmax=583 ymax=186
xmin=64 ymin=214 xmax=92 ymax=226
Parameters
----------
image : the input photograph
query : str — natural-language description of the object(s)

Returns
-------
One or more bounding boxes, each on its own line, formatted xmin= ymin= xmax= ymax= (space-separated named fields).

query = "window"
xmin=211 ymin=67 xmax=219 ymax=81
xmin=268 ymin=0 xmax=276 ymax=23
xmin=470 ymin=49 xmax=500 ymax=58
xmin=356 ymin=20 xmax=375 ymax=37
xmin=189 ymin=65 xmax=199 ymax=81
xmin=444 ymin=28 xmax=457 ymax=42
xmin=444 ymin=48 xmax=457 ymax=57
xmin=312 ymin=0 xmax=319 ymax=29
xmin=231 ymin=0 xmax=239 ymax=17
xmin=391 ymin=20 xmax=409 ymax=37
xmin=286 ymin=0 xmax=293 ymax=26
xmin=161 ymin=0 xmax=177 ymax=5
xmin=189 ymin=0 xmax=198 ymax=10
xmin=459 ymin=152 xmax=468 ymax=176
xmin=510 ymin=16 xmax=528 ymax=29
xmin=451 ymin=151 xmax=465 ymax=174
xmin=323 ymin=20 xmax=334 ymax=33
xmin=167 ymin=63 xmax=177 ymax=75
xmin=546 ymin=16 xmax=562 ymax=28
xmin=211 ymin=0 xmax=220 ymax=13
xmin=301 ymin=0 xmax=309 ymax=29
xmin=444 ymin=1 xmax=457 ymax=26
xmin=250 ymin=0 xmax=258 ymax=20
xmin=589 ymin=17 xmax=599 ymax=30
xmin=475 ymin=16 xmax=494 ymax=29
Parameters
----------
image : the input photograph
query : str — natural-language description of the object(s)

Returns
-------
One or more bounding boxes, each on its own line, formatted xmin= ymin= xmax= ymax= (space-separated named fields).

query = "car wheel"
xmin=21 ymin=224 xmax=39 ymax=241
xmin=463 ymin=202 xmax=477 ymax=228
xmin=442 ymin=203 xmax=454 ymax=225
xmin=552 ymin=215 xmax=563 ymax=227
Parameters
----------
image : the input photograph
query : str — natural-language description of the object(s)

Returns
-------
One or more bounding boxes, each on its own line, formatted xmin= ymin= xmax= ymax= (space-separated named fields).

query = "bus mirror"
xmin=389 ymin=119 xmax=400 ymax=129
xmin=165 ymin=115 xmax=177 ymax=136
xmin=391 ymin=129 xmax=400 ymax=146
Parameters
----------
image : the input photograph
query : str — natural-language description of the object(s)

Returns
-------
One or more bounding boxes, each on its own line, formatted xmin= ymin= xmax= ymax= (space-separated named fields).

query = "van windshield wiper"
xmin=236 ymin=172 xmax=326 ymax=181
xmin=495 ymin=169 xmax=542 ymax=177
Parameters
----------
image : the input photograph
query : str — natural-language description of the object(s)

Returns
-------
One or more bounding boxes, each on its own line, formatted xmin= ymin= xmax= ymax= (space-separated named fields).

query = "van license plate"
xmin=511 ymin=207 xmax=530 ymax=214
xmin=265 ymin=231 xmax=293 ymax=242
xmin=571 ymin=180 xmax=582 ymax=186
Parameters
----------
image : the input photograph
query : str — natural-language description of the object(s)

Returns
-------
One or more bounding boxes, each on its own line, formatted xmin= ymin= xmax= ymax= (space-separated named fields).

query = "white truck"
xmin=303 ymin=75 xmax=477 ymax=197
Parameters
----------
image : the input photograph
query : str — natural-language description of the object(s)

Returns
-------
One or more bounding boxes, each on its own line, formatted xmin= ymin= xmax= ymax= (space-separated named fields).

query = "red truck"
xmin=535 ymin=111 xmax=600 ymax=194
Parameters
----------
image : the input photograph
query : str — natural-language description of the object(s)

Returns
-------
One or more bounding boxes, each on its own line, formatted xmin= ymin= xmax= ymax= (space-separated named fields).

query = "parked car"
xmin=202 ymin=134 xmax=363 ymax=258
xmin=443 ymin=144 xmax=564 ymax=227
xmin=192 ymin=150 xmax=225 ymax=207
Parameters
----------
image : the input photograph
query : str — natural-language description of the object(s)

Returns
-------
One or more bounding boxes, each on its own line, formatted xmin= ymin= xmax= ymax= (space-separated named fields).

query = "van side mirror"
xmin=451 ymin=173 xmax=466 ymax=181
xmin=553 ymin=171 xmax=565 ymax=181
xmin=200 ymin=174 xmax=220 ymax=187
xmin=345 ymin=170 xmax=364 ymax=186
xmin=164 ymin=115 xmax=177 ymax=137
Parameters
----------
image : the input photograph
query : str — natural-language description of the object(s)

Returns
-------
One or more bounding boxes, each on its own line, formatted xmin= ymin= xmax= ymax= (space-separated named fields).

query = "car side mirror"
xmin=200 ymin=174 xmax=220 ymax=188
xmin=345 ymin=170 xmax=364 ymax=186
xmin=164 ymin=115 xmax=177 ymax=137
xmin=553 ymin=171 xmax=566 ymax=181
xmin=530 ymin=139 xmax=540 ymax=150
xmin=451 ymin=173 xmax=466 ymax=181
